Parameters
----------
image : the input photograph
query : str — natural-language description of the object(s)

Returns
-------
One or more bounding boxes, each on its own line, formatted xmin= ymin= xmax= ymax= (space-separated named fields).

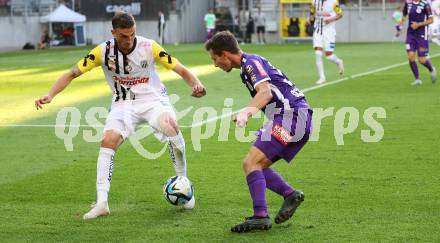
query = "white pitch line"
xmin=1 ymin=54 xmax=439 ymax=129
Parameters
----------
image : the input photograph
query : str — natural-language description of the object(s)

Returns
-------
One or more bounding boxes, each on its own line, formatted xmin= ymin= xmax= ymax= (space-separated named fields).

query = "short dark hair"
xmin=205 ymin=31 xmax=240 ymax=55
xmin=112 ymin=12 xmax=135 ymax=29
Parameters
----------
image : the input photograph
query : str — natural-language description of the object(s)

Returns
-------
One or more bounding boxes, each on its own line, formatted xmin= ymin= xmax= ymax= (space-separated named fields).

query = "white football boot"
xmin=315 ymin=78 xmax=326 ymax=85
xmin=411 ymin=79 xmax=423 ymax=86
xmin=430 ymin=67 xmax=437 ymax=84
xmin=338 ymin=59 xmax=344 ymax=76
xmin=83 ymin=201 xmax=110 ymax=220
xmin=183 ymin=196 xmax=195 ymax=210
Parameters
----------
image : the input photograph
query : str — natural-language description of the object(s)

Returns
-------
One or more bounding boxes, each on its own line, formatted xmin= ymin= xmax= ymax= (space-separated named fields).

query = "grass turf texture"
xmin=0 ymin=43 xmax=439 ymax=242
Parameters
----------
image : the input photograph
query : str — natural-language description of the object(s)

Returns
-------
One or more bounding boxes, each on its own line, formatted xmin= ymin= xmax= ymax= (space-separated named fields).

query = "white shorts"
xmin=103 ymin=98 xmax=176 ymax=141
xmin=430 ymin=23 xmax=440 ymax=37
xmin=313 ymin=30 xmax=336 ymax=52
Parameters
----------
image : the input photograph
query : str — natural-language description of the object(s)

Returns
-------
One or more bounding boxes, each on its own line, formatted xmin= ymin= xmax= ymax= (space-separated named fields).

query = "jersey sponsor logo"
xmin=271 ymin=124 xmax=293 ymax=146
xmin=113 ymin=76 xmax=149 ymax=86
xmin=245 ymin=64 xmax=257 ymax=82
xmin=252 ymin=60 xmax=268 ymax=76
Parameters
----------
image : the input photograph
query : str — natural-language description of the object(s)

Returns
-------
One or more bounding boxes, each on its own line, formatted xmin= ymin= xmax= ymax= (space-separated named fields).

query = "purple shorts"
xmin=406 ymin=34 xmax=429 ymax=56
xmin=253 ymin=108 xmax=313 ymax=163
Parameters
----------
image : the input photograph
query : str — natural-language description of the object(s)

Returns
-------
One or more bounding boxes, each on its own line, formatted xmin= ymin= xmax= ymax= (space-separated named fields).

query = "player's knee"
xmin=418 ymin=57 xmax=426 ymax=64
xmin=242 ymin=158 xmax=265 ymax=174
xmin=325 ymin=51 xmax=333 ymax=57
xmin=242 ymin=159 xmax=254 ymax=173
xmin=101 ymin=130 xmax=122 ymax=150
xmin=159 ymin=113 xmax=179 ymax=136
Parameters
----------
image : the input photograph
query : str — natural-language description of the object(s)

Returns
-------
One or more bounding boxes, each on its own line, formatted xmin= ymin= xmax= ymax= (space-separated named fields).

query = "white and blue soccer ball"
xmin=163 ymin=176 xmax=193 ymax=206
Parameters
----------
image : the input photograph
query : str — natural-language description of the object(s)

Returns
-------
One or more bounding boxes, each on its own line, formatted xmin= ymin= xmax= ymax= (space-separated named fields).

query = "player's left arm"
xmin=325 ymin=0 xmax=343 ymax=24
xmin=152 ymin=41 xmax=206 ymax=97
xmin=234 ymin=81 xmax=273 ymax=128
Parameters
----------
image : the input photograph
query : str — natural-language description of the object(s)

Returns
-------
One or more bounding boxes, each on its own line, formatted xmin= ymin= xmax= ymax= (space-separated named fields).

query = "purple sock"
xmin=246 ymin=170 xmax=268 ymax=217
xmin=409 ymin=61 xmax=420 ymax=79
xmin=422 ymin=60 xmax=434 ymax=72
xmin=263 ymin=168 xmax=295 ymax=198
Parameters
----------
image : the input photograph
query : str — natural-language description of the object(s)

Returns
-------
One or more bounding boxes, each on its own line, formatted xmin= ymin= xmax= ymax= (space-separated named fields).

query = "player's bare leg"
xmin=418 ymin=55 xmax=437 ymax=84
xmin=83 ymin=130 xmax=123 ymax=220
xmin=231 ymin=147 xmax=272 ymax=233
xmin=158 ymin=112 xmax=195 ymax=209
xmin=314 ymin=47 xmax=326 ymax=84
xmin=407 ymin=51 xmax=422 ymax=85
xmin=325 ymin=51 xmax=344 ymax=76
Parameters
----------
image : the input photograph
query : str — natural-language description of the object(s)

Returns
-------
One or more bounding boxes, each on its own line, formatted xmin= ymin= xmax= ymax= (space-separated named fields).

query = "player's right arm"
xmin=400 ymin=3 xmax=408 ymax=26
xmin=35 ymin=45 xmax=102 ymax=110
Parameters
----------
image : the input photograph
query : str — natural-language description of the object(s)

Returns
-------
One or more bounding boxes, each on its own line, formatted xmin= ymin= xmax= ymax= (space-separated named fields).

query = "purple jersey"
xmin=403 ymin=0 xmax=433 ymax=38
xmin=240 ymin=53 xmax=310 ymax=114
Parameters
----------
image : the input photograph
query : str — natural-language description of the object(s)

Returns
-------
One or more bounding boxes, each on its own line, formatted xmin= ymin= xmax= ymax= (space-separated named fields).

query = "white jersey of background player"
xmin=430 ymin=0 xmax=440 ymax=45
xmin=309 ymin=0 xmax=344 ymax=84
xmin=35 ymin=12 xmax=206 ymax=220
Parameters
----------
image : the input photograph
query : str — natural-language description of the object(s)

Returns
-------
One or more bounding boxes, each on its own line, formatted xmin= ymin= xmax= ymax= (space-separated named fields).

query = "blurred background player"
xmin=35 ymin=12 xmax=206 ymax=220
xmin=430 ymin=0 xmax=440 ymax=45
xmin=254 ymin=7 xmax=266 ymax=44
xmin=309 ymin=0 xmax=344 ymax=85
xmin=400 ymin=0 xmax=437 ymax=85
xmin=205 ymin=31 xmax=312 ymax=233
xmin=204 ymin=8 xmax=216 ymax=40
xmin=392 ymin=7 xmax=403 ymax=41
xmin=158 ymin=10 xmax=166 ymax=45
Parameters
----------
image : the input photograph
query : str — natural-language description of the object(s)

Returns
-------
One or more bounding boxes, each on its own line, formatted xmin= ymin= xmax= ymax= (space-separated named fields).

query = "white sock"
xmin=96 ymin=147 xmax=115 ymax=204
xmin=168 ymin=132 xmax=187 ymax=177
xmin=433 ymin=38 xmax=440 ymax=46
xmin=315 ymin=50 xmax=326 ymax=80
xmin=326 ymin=54 xmax=342 ymax=65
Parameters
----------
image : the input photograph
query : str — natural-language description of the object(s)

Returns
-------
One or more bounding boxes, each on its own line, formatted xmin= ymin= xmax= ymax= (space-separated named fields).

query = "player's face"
xmin=112 ymin=25 xmax=136 ymax=52
xmin=208 ymin=50 xmax=233 ymax=72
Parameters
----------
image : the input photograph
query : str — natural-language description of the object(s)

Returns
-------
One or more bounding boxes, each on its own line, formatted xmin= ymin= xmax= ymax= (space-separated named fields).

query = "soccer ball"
xmin=163 ymin=176 xmax=193 ymax=206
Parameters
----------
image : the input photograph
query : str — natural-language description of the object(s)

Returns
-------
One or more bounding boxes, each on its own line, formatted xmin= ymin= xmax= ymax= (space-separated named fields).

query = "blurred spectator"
xmin=158 ymin=10 xmax=166 ymax=45
xmin=288 ymin=18 xmax=300 ymax=37
xmin=204 ymin=8 xmax=217 ymax=40
xmin=0 ymin=0 xmax=10 ymax=15
xmin=245 ymin=15 xmax=254 ymax=43
xmin=62 ymin=25 xmax=74 ymax=45
xmin=233 ymin=15 xmax=240 ymax=36
xmin=38 ymin=29 xmax=51 ymax=49
xmin=254 ymin=8 xmax=266 ymax=44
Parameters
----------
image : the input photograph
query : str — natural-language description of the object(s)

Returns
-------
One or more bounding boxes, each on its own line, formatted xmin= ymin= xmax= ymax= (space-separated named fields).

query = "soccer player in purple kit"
xmin=205 ymin=31 xmax=313 ymax=233
xmin=400 ymin=0 xmax=437 ymax=85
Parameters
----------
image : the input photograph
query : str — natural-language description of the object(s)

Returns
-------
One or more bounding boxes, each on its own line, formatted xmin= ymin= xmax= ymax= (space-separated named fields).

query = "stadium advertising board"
xmin=77 ymin=0 xmax=169 ymax=20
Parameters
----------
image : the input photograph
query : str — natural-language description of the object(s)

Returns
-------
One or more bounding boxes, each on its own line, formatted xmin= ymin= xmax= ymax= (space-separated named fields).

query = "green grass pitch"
xmin=0 ymin=42 xmax=439 ymax=242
